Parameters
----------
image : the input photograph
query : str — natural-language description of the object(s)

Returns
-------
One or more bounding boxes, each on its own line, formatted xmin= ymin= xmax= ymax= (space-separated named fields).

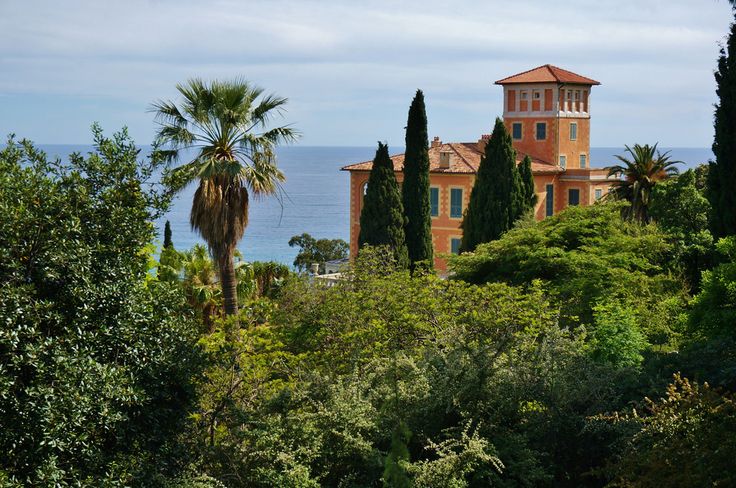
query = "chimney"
xmin=439 ymin=150 xmax=451 ymax=169
xmin=431 ymin=136 xmax=441 ymax=148
xmin=477 ymin=134 xmax=491 ymax=151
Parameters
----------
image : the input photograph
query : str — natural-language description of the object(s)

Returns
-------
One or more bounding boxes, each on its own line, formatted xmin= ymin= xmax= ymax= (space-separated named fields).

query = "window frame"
xmin=512 ymin=122 xmax=523 ymax=140
xmin=595 ymin=188 xmax=602 ymax=201
xmin=535 ymin=122 xmax=547 ymax=140
xmin=570 ymin=122 xmax=577 ymax=141
xmin=450 ymin=237 xmax=462 ymax=255
xmin=429 ymin=186 xmax=440 ymax=217
xmin=579 ymin=153 xmax=587 ymax=168
xmin=449 ymin=187 xmax=464 ymax=219
xmin=559 ymin=155 xmax=567 ymax=170
xmin=568 ymin=188 xmax=580 ymax=206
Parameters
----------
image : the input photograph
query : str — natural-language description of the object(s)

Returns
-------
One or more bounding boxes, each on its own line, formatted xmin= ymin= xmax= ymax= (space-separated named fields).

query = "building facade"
xmin=342 ymin=65 xmax=616 ymax=270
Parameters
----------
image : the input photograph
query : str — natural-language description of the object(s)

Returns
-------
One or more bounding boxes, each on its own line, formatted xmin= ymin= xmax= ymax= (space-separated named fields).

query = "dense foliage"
xmin=649 ymin=168 xmax=714 ymax=290
xmin=358 ymin=142 xmax=409 ymax=268
xmin=288 ymin=232 xmax=349 ymax=273
xmin=460 ymin=118 xmax=525 ymax=252
xmin=4 ymin=133 xmax=736 ymax=485
xmin=0 ymin=131 xmax=203 ymax=486
xmin=451 ymin=203 xmax=685 ymax=340
xmin=4 ymin=15 xmax=736 ymax=483
xmin=708 ymin=11 xmax=736 ymax=237
xmin=401 ymin=89 xmax=434 ymax=271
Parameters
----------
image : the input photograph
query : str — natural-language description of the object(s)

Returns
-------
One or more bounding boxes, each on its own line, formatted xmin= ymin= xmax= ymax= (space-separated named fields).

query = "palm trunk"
xmin=219 ymin=252 xmax=239 ymax=318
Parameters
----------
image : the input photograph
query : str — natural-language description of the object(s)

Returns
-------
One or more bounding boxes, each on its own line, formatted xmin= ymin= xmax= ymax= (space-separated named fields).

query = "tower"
xmin=495 ymin=64 xmax=600 ymax=170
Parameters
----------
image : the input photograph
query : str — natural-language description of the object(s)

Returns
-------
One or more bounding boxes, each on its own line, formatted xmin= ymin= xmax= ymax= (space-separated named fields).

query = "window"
xmin=450 ymin=238 xmax=462 ymax=254
xmin=520 ymin=91 xmax=528 ymax=100
xmin=579 ymin=154 xmax=587 ymax=168
xmin=559 ymin=155 xmax=567 ymax=169
xmin=533 ymin=90 xmax=541 ymax=99
xmin=430 ymin=187 xmax=439 ymax=217
xmin=595 ymin=188 xmax=602 ymax=200
xmin=536 ymin=122 xmax=546 ymax=140
xmin=450 ymin=188 xmax=463 ymax=218
xmin=570 ymin=123 xmax=577 ymax=141
xmin=512 ymin=122 xmax=522 ymax=140
xmin=568 ymin=188 xmax=580 ymax=206
xmin=545 ymin=184 xmax=554 ymax=217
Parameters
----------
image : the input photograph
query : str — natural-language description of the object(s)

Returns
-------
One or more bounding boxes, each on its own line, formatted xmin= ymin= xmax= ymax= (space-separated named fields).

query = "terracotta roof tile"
xmin=341 ymin=142 xmax=563 ymax=175
xmin=495 ymin=64 xmax=600 ymax=86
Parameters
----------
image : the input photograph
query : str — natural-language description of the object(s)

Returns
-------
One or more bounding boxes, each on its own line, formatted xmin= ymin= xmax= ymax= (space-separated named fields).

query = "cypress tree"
xmin=401 ymin=90 xmax=434 ymax=271
xmin=359 ymin=142 xmax=409 ymax=268
xmin=518 ymin=154 xmax=537 ymax=213
xmin=708 ymin=10 xmax=736 ymax=238
xmin=163 ymin=220 xmax=173 ymax=249
xmin=460 ymin=118 xmax=522 ymax=252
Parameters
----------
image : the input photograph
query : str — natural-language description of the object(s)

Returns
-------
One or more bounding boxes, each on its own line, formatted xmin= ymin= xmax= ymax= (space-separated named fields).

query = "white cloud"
xmin=0 ymin=0 xmax=732 ymax=145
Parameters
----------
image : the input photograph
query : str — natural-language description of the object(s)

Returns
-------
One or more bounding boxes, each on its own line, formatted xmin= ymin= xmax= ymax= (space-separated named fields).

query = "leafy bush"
xmin=0 ymin=131 xmax=203 ymax=486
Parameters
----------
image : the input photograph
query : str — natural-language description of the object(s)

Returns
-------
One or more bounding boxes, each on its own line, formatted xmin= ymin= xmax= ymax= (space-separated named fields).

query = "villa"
xmin=342 ymin=64 xmax=617 ymax=269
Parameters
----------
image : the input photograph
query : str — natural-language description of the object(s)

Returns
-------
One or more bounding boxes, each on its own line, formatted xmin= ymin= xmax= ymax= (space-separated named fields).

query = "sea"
xmin=31 ymin=145 xmax=713 ymax=266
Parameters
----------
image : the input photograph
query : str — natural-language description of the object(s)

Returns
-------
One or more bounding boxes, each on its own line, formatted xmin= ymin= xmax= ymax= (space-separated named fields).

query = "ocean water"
xmin=32 ymin=144 xmax=713 ymax=266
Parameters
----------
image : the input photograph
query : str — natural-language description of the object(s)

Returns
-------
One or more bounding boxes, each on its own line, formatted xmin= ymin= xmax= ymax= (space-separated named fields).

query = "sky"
xmin=0 ymin=0 xmax=733 ymax=147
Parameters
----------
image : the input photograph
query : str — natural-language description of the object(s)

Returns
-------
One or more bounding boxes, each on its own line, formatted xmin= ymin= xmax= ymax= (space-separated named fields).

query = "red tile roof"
xmin=341 ymin=142 xmax=563 ymax=175
xmin=495 ymin=64 xmax=600 ymax=86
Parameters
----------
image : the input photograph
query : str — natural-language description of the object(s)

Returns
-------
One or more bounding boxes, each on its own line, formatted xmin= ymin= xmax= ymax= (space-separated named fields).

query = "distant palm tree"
xmin=152 ymin=79 xmax=297 ymax=319
xmin=181 ymin=244 xmax=222 ymax=331
xmin=607 ymin=143 xmax=681 ymax=222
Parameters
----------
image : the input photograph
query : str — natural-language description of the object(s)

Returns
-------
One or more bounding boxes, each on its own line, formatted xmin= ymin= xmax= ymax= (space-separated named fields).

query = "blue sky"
xmin=0 ymin=0 xmax=733 ymax=147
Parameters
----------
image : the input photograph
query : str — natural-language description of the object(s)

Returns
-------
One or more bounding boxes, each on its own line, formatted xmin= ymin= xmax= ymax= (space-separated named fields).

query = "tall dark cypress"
xmin=460 ymin=118 xmax=521 ymax=252
xmin=359 ymin=142 xmax=409 ymax=268
xmin=518 ymin=154 xmax=537 ymax=214
xmin=163 ymin=220 xmax=173 ymax=249
xmin=708 ymin=10 xmax=736 ymax=238
xmin=401 ymin=90 xmax=434 ymax=271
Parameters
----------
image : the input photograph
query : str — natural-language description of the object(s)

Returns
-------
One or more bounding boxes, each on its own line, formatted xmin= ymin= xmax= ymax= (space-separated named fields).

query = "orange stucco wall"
xmin=557 ymin=118 xmax=591 ymax=169
xmin=504 ymin=116 xmax=557 ymax=163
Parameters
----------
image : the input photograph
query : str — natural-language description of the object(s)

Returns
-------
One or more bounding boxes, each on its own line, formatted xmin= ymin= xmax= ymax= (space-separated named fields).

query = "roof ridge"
xmin=495 ymin=64 xmax=551 ymax=84
xmin=546 ymin=64 xmax=599 ymax=84
xmin=447 ymin=142 xmax=476 ymax=172
xmin=495 ymin=64 xmax=600 ymax=85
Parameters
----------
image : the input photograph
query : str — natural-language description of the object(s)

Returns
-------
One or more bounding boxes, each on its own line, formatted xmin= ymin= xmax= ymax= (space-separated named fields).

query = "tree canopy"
xmin=288 ymin=232 xmax=349 ymax=273
xmin=0 ymin=129 xmax=203 ymax=486
xmin=460 ymin=118 xmax=525 ymax=252
xmin=358 ymin=142 xmax=409 ymax=268
xmin=401 ymin=90 xmax=434 ymax=271
xmin=708 ymin=11 xmax=736 ymax=237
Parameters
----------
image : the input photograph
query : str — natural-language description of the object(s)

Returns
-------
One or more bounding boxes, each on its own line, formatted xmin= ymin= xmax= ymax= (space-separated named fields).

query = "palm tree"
xmin=152 ymin=79 xmax=297 ymax=318
xmin=607 ymin=143 xmax=681 ymax=222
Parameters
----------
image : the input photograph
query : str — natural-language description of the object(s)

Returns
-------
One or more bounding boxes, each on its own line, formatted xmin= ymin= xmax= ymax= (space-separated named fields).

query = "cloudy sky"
xmin=0 ymin=0 xmax=733 ymax=147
